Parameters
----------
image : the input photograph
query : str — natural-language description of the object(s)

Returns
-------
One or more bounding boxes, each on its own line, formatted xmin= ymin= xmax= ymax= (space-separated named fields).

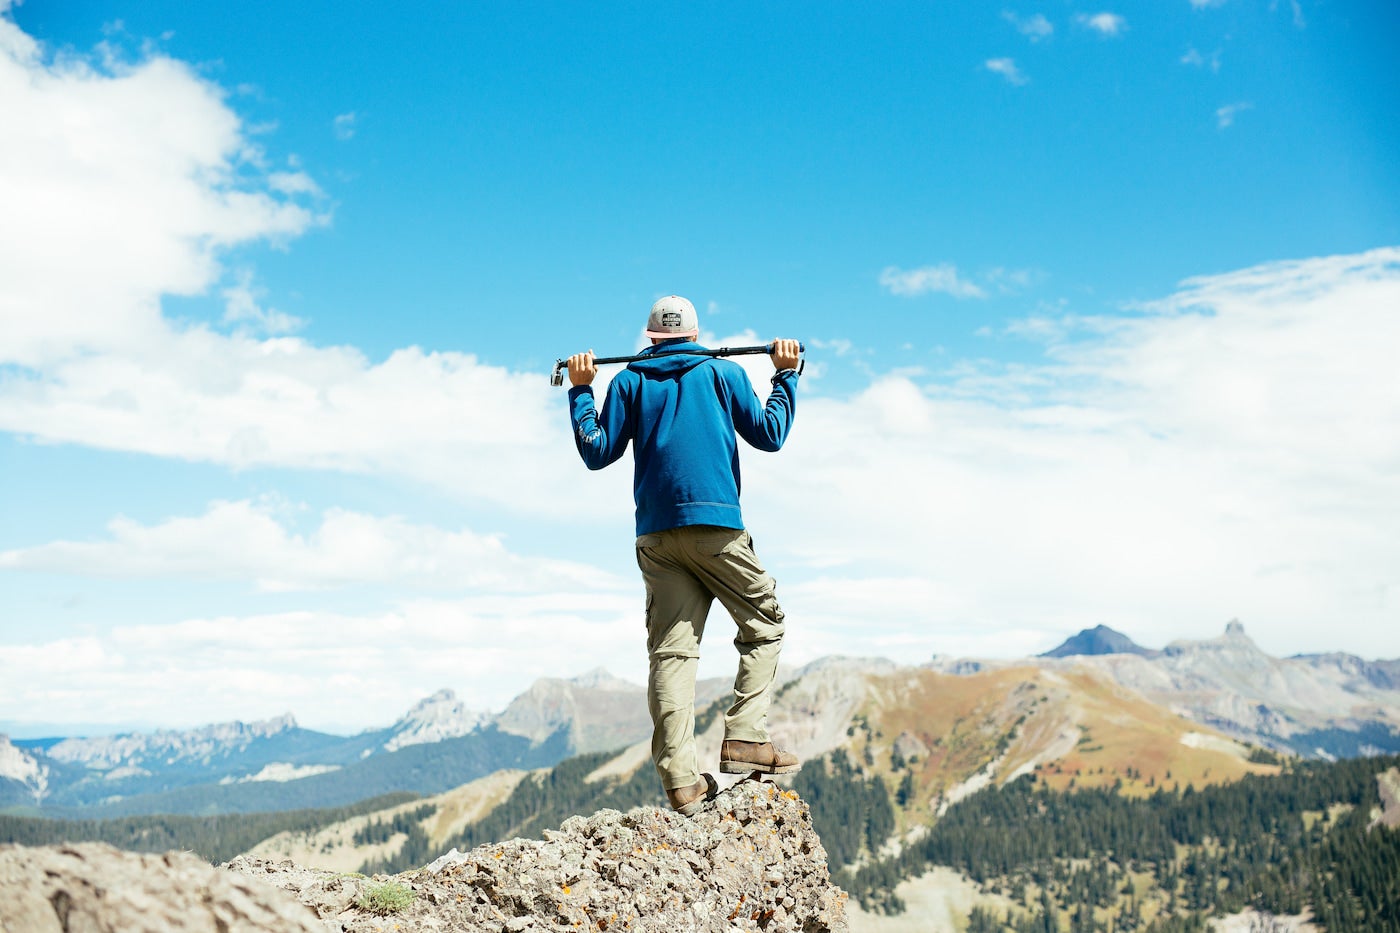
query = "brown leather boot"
xmin=720 ymin=739 xmax=801 ymax=774
xmin=665 ymin=773 xmax=718 ymax=816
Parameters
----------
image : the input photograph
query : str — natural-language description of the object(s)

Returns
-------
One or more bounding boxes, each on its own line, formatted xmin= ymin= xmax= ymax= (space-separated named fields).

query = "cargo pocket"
xmin=697 ymin=530 xmax=774 ymax=600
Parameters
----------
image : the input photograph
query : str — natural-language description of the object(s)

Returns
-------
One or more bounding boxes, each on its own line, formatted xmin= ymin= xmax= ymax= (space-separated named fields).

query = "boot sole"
xmin=720 ymin=761 xmax=801 ymax=775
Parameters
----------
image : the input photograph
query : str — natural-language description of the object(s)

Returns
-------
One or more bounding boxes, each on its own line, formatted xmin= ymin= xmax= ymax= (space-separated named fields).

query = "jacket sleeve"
xmin=568 ymin=380 xmax=632 ymax=470
xmin=729 ymin=368 xmax=797 ymax=452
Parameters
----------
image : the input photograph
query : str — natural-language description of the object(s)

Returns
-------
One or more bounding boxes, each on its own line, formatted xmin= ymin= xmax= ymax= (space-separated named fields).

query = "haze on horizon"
xmin=1 ymin=0 xmax=1397 ymax=734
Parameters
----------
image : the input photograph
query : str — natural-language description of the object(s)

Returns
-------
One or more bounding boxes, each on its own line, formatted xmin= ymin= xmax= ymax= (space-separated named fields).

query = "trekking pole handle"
xmin=550 ymin=342 xmax=805 ymax=387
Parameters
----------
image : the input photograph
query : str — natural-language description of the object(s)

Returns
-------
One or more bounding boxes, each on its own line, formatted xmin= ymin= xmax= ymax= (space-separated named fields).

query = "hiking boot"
xmin=719 ymin=739 xmax=801 ymax=775
xmin=665 ymin=773 xmax=718 ymax=816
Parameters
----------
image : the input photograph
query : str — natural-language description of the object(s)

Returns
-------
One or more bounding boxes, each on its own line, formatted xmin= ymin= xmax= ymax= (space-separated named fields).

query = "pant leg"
xmin=636 ymin=531 xmax=714 ymax=790
xmin=680 ymin=527 xmax=786 ymax=745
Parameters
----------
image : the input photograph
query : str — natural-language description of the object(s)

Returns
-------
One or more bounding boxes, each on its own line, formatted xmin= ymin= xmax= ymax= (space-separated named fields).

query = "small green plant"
xmin=356 ymin=881 xmax=416 ymax=915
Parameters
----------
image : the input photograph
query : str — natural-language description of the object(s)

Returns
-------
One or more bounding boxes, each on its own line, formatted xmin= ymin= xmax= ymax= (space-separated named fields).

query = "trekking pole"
xmin=550 ymin=342 xmax=805 ymax=387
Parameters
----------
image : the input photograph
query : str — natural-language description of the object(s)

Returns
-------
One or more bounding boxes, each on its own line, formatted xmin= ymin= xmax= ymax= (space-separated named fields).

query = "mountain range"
xmin=1034 ymin=620 xmax=1400 ymax=759
xmin=0 ymin=667 xmax=730 ymax=816
xmin=3 ymin=622 xmax=1397 ymax=818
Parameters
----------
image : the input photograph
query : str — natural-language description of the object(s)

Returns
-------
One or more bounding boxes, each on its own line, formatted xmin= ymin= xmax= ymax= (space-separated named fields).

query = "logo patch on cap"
xmin=660 ymin=312 xmax=682 ymax=327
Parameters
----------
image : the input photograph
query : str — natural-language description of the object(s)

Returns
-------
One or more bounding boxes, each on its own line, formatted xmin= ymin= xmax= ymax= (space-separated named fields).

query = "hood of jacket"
xmin=626 ymin=341 xmax=712 ymax=379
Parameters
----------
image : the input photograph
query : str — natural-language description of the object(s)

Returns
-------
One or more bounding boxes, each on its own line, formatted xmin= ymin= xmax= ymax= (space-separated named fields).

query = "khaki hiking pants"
xmin=635 ymin=525 xmax=786 ymax=791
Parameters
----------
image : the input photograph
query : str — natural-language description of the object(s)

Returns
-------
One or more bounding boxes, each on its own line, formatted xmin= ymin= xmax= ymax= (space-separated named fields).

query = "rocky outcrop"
xmin=0 ymin=842 xmax=323 ymax=933
xmin=229 ymin=779 xmax=848 ymax=932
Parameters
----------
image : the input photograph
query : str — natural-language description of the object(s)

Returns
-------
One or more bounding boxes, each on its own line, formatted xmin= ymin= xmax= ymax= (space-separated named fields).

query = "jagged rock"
xmin=0 ymin=842 xmax=322 ymax=933
xmin=227 ymin=780 xmax=848 ymax=932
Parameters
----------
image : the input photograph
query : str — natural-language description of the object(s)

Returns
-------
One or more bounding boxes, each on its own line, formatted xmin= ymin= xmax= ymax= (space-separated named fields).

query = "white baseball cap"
xmin=644 ymin=295 xmax=699 ymax=339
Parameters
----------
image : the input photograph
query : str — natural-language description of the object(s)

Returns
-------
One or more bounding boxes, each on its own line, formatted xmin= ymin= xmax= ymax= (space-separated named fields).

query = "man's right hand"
xmin=567 ymin=350 xmax=597 ymax=387
xmin=769 ymin=338 xmax=801 ymax=371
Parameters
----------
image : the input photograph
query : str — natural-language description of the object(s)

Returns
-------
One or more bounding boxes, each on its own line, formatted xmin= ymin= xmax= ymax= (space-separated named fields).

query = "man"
xmin=565 ymin=295 xmax=802 ymax=816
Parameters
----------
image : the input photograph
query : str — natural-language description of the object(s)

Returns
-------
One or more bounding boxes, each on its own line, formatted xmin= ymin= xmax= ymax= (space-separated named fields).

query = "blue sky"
xmin=2 ymin=0 xmax=1397 ymax=734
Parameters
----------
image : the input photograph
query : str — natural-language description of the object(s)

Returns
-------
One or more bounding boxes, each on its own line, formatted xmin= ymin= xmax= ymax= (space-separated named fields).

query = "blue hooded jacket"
xmin=568 ymin=341 xmax=798 ymax=536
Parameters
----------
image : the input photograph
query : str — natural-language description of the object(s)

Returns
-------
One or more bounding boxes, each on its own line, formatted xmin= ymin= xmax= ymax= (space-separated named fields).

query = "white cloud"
xmin=0 ymin=499 xmax=622 ymax=593
xmin=333 ymin=111 xmax=357 ymax=140
xmin=738 ymin=248 xmax=1400 ymax=662
xmin=0 ymin=334 xmax=622 ymax=517
xmin=1216 ymin=101 xmax=1252 ymax=128
xmin=880 ymin=264 xmax=988 ymax=299
xmin=0 ymin=17 xmax=324 ymax=369
xmin=1002 ymin=11 xmax=1054 ymax=41
xmin=0 ymin=594 xmax=643 ymax=730
xmin=1076 ymin=12 xmax=1128 ymax=36
xmin=983 ymin=57 xmax=1028 ymax=86
xmin=0 ymin=16 xmax=629 ymax=521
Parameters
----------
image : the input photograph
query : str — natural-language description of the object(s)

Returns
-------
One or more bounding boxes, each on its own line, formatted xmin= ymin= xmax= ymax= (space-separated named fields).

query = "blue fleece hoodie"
xmin=568 ymin=341 xmax=798 ymax=536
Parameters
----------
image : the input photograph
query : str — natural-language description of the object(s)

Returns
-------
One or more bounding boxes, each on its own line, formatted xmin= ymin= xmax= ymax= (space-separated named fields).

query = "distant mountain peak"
xmin=43 ymin=714 xmax=302 ymax=771
xmin=1165 ymin=620 xmax=1264 ymax=657
xmin=1040 ymin=625 xmax=1159 ymax=658
xmin=567 ymin=668 xmax=636 ymax=691
xmin=382 ymin=689 xmax=485 ymax=753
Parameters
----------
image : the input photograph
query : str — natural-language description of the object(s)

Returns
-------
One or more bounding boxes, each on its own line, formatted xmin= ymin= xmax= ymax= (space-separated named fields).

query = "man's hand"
xmin=769 ymin=338 xmax=801 ymax=371
xmin=567 ymin=350 xmax=597 ymax=387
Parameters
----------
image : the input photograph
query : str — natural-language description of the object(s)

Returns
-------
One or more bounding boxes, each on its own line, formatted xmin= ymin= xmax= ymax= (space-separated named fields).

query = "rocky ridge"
xmin=0 ymin=781 xmax=846 ymax=933
xmin=237 ymin=778 xmax=847 ymax=932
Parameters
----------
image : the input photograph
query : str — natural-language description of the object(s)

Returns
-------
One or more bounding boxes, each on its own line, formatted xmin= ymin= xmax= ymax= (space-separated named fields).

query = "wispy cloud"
xmin=1216 ymin=101 xmax=1252 ymax=128
xmin=1180 ymin=47 xmax=1222 ymax=72
xmin=1076 ymin=12 xmax=1128 ymax=36
xmin=1002 ymin=11 xmax=1053 ymax=42
xmin=1189 ymin=0 xmax=1227 ymax=8
xmin=880 ymin=264 xmax=987 ymax=299
xmin=984 ymin=266 xmax=1042 ymax=294
xmin=1271 ymin=0 xmax=1306 ymax=28
xmin=222 ymin=272 xmax=303 ymax=335
xmin=333 ymin=111 xmax=357 ymax=140
xmin=984 ymin=57 xmax=1028 ymax=86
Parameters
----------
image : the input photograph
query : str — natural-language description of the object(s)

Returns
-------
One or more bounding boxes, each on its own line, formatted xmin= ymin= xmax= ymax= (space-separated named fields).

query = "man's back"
xmin=568 ymin=340 xmax=797 ymax=536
